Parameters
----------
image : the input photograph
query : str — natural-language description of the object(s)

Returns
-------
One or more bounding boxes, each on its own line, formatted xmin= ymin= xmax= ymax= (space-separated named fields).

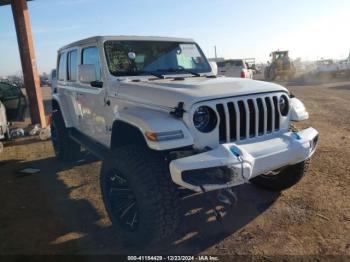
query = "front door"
xmin=77 ymin=46 xmax=110 ymax=146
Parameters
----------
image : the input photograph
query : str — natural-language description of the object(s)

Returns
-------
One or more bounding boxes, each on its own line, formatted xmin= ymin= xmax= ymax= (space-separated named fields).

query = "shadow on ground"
xmin=0 ymin=150 xmax=280 ymax=254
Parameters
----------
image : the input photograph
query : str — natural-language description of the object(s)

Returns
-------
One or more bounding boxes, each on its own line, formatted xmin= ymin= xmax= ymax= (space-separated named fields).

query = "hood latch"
xmin=170 ymin=102 xmax=186 ymax=118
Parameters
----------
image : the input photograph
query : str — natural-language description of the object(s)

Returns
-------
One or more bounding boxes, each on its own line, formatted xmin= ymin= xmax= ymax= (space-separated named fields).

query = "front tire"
xmin=250 ymin=124 xmax=310 ymax=191
xmin=250 ymin=161 xmax=310 ymax=191
xmin=100 ymin=145 xmax=181 ymax=247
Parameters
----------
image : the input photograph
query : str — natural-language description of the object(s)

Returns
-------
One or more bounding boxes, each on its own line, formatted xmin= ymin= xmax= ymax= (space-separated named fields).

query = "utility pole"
xmin=11 ymin=0 xmax=47 ymax=127
xmin=214 ymin=46 xmax=218 ymax=61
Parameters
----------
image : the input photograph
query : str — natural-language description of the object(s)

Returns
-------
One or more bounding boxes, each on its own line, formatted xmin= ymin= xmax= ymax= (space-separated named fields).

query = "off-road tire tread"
xmin=100 ymin=145 xmax=181 ymax=247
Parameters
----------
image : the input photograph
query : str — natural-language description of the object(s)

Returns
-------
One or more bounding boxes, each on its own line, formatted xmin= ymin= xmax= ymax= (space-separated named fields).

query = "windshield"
xmin=104 ymin=41 xmax=211 ymax=77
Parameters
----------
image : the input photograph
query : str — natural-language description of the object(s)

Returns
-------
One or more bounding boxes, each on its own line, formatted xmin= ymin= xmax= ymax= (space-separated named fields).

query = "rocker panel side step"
xmin=68 ymin=128 xmax=111 ymax=160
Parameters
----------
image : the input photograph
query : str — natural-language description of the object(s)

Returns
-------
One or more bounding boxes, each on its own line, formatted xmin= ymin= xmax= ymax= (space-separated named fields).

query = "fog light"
xmin=310 ymin=134 xmax=319 ymax=151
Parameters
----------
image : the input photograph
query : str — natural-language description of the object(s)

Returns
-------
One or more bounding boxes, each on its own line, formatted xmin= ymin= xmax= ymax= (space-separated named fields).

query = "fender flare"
xmin=113 ymin=105 xmax=194 ymax=151
xmin=289 ymin=97 xmax=309 ymax=121
xmin=52 ymin=93 xmax=74 ymax=127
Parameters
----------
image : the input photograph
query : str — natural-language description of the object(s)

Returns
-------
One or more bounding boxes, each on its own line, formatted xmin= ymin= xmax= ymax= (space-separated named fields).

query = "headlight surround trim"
xmin=279 ymin=94 xmax=290 ymax=116
xmin=193 ymin=106 xmax=218 ymax=133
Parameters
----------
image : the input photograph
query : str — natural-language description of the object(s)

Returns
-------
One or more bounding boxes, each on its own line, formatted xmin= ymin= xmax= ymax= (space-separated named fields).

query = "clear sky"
xmin=1 ymin=0 xmax=349 ymax=75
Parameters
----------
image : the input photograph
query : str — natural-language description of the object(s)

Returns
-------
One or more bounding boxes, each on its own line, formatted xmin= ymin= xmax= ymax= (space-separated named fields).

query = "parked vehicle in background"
xmin=51 ymin=35 xmax=318 ymax=247
xmin=337 ymin=54 xmax=350 ymax=77
xmin=49 ymin=69 xmax=57 ymax=91
xmin=0 ymin=82 xmax=27 ymax=121
xmin=244 ymin=58 xmax=260 ymax=74
xmin=217 ymin=59 xmax=253 ymax=78
xmin=312 ymin=52 xmax=350 ymax=78
xmin=0 ymin=82 xmax=27 ymax=153
xmin=0 ymin=101 xmax=7 ymax=153
xmin=314 ymin=59 xmax=339 ymax=78
xmin=264 ymin=50 xmax=296 ymax=81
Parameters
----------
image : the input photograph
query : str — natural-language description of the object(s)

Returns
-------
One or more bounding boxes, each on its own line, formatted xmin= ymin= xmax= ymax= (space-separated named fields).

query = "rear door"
xmin=56 ymin=51 xmax=82 ymax=129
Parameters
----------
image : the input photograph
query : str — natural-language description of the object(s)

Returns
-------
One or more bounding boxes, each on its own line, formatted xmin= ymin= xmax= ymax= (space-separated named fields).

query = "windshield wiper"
xmin=157 ymin=68 xmax=201 ymax=77
xmin=137 ymin=70 xmax=165 ymax=79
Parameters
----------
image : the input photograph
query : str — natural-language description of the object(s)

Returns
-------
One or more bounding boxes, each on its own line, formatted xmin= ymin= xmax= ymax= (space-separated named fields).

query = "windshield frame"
xmin=103 ymin=40 xmax=212 ymax=77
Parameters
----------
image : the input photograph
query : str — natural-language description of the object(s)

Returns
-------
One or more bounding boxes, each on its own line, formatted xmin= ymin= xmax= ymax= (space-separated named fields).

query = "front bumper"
xmin=169 ymin=127 xmax=319 ymax=192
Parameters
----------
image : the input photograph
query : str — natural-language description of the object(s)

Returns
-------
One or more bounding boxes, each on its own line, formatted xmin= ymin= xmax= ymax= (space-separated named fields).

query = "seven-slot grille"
xmin=215 ymin=95 xmax=281 ymax=143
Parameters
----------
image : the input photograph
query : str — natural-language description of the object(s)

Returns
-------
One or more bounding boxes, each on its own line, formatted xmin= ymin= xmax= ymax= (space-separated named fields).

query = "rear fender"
xmin=52 ymin=93 xmax=74 ymax=127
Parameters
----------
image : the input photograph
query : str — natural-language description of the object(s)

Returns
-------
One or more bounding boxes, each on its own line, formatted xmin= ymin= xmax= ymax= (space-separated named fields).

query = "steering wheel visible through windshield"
xmin=104 ymin=40 xmax=211 ymax=77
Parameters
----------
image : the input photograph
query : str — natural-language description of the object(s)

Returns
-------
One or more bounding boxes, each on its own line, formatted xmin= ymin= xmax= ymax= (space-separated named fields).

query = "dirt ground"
xmin=0 ymin=78 xmax=349 ymax=258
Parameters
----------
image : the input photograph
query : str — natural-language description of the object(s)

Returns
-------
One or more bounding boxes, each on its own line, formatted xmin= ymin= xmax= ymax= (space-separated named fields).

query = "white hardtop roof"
xmin=59 ymin=35 xmax=195 ymax=51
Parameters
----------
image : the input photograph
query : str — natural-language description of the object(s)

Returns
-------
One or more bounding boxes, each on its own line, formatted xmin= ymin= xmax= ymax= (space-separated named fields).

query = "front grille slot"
xmin=227 ymin=102 xmax=237 ymax=140
xmin=215 ymin=95 xmax=282 ymax=143
xmin=256 ymin=98 xmax=265 ymax=135
xmin=216 ymin=104 xmax=226 ymax=143
xmin=273 ymin=96 xmax=280 ymax=131
xmin=265 ymin=97 xmax=273 ymax=133
xmin=247 ymin=99 xmax=256 ymax=138
xmin=237 ymin=101 xmax=246 ymax=139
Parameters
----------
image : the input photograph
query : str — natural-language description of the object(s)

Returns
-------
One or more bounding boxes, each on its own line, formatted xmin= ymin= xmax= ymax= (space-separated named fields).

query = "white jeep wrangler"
xmin=51 ymin=36 xmax=319 ymax=246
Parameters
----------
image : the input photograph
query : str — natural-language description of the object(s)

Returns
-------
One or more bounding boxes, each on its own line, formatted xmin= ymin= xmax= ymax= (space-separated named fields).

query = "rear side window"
xmin=58 ymin=52 xmax=67 ymax=81
xmin=217 ymin=62 xmax=225 ymax=68
xmin=82 ymin=47 xmax=101 ymax=81
xmin=67 ymin=50 xmax=78 ymax=81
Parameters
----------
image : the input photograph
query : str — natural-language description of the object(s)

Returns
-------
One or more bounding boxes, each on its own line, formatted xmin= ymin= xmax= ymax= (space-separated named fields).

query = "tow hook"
xmin=200 ymin=185 xmax=238 ymax=222
xmin=217 ymin=187 xmax=238 ymax=207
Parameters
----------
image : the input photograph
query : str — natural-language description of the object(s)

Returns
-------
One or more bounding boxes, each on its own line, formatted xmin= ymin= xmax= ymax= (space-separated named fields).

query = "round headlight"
xmin=279 ymin=95 xmax=289 ymax=116
xmin=193 ymin=106 xmax=217 ymax=133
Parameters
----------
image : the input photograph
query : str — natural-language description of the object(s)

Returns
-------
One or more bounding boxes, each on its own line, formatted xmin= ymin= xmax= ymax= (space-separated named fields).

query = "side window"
xmin=217 ymin=62 xmax=225 ymax=68
xmin=82 ymin=47 xmax=101 ymax=81
xmin=67 ymin=50 xmax=78 ymax=81
xmin=58 ymin=52 xmax=67 ymax=81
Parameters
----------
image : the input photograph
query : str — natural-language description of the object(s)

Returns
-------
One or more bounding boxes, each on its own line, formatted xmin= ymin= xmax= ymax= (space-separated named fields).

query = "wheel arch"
xmin=110 ymin=120 xmax=147 ymax=150
xmin=51 ymin=94 xmax=74 ymax=127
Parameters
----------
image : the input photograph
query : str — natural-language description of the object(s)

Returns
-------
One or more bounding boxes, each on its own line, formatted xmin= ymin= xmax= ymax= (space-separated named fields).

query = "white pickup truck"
xmin=337 ymin=55 xmax=350 ymax=76
xmin=217 ymin=59 xmax=254 ymax=78
xmin=314 ymin=56 xmax=350 ymax=78
xmin=51 ymin=36 xmax=318 ymax=246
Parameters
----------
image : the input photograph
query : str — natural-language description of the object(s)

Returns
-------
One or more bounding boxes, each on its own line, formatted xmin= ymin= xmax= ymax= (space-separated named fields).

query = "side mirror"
xmin=78 ymin=64 xmax=97 ymax=83
xmin=209 ymin=61 xmax=218 ymax=76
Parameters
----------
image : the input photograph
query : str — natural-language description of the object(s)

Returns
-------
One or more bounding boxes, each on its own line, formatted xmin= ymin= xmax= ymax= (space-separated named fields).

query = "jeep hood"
xmin=115 ymin=77 xmax=288 ymax=111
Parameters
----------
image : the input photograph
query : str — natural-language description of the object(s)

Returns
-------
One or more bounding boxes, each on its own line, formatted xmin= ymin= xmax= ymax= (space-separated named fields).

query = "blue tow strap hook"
xmin=230 ymin=146 xmax=241 ymax=157
xmin=292 ymin=132 xmax=301 ymax=140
